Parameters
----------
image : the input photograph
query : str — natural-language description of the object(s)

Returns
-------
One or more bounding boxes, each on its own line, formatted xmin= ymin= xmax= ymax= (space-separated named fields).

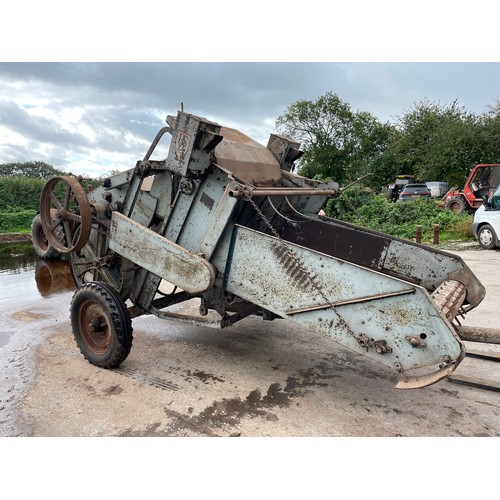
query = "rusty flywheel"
xmin=39 ymin=176 xmax=92 ymax=253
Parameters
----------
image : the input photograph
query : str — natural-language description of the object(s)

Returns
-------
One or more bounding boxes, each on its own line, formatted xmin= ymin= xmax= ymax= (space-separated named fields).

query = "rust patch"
xmin=271 ymin=243 xmax=314 ymax=291
xmin=279 ymin=217 xmax=388 ymax=270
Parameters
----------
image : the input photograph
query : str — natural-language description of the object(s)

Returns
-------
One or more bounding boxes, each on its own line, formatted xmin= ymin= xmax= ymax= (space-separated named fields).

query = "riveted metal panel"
xmin=213 ymin=225 xmax=463 ymax=377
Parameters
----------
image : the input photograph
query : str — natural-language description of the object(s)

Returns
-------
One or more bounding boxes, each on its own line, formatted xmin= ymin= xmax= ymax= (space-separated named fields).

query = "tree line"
xmin=0 ymin=162 xmax=67 ymax=211
xmin=276 ymin=93 xmax=500 ymax=190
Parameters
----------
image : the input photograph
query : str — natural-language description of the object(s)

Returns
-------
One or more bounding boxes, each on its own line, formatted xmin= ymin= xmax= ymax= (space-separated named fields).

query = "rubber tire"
xmin=70 ymin=281 xmax=133 ymax=368
xmin=477 ymin=224 xmax=497 ymax=250
xmin=445 ymin=197 xmax=466 ymax=214
xmin=31 ymin=214 xmax=62 ymax=259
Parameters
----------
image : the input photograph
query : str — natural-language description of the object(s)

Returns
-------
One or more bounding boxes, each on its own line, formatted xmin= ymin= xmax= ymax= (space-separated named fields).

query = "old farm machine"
xmin=38 ymin=111 xmax=489 ymax=389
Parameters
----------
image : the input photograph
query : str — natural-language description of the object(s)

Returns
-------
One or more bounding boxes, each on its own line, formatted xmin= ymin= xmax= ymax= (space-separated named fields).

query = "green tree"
xmin=0 ymin=162 xmax=100 ymax=217
xmin=475 ymin=99 xmax=500 ymax=163
xmin=0 ymin=176 xmax=47 ymax=210
xmin=384 ymin=100 xmax=486 ymax=186
xmin=0 ymin=161 xmax=66 ymax=179
xmin=275 ymin=92 xmax=394 ymax=186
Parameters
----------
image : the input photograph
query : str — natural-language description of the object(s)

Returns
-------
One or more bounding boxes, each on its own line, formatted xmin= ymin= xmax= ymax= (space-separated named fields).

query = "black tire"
xmin=445 ymin=196 xmax=466 ymax=214
xmin=70 ymin=281 xmax=133 ymax=368
xmin=477 ymin=224 xmax=497 ymax=250
xmin=31 ymin=214 xmax=62 ymax=259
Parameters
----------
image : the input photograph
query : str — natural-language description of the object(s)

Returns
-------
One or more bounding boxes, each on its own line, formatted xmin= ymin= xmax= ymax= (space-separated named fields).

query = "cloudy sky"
xmin=1 ymin=3 xmax=498 ymax=179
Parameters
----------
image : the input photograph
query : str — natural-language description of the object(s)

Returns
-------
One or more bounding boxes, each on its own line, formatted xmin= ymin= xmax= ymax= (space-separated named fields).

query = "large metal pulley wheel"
xmin=40 ymin=176 xmax=92 ymax=253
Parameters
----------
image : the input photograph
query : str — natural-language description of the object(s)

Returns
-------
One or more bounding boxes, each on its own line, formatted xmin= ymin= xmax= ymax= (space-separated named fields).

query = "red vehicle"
xmin=443 ymin=164 xmax=500 ymax=214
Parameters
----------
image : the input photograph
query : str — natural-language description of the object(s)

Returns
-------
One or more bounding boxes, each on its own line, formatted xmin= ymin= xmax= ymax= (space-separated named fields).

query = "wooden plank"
xmin=466 ymin=348 xmax=500 ymax=361
xmin=447 ymin=374 xmax=500 ymax=392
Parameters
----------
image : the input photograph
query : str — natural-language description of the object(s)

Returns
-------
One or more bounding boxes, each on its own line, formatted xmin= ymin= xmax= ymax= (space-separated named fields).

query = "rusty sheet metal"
xmin=212 ymin=127 xmax=283 ymax=187
xmin=109 ymin=212 xmax=215 ymax=294
xmin=465 ymin=347 xmax=500 ymax=360
xmin=171 ymin=167 xmax=235 ymax=256
xmin=213 ymin=224 xmax=465 ymax=387
xmin=266 ymin=133 xmax=302 ymax=171
xmin=279 ymin=215 xmax=485 ymax=306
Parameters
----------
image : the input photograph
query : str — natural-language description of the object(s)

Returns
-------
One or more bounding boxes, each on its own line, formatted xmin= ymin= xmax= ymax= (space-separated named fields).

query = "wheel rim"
xmin=34 ymin=222 xmax=49 ymax=251
xmin=77 ymin=299 xmax=112 ymax=355
xmin=479 ymin=228 xmax=493 ymax=246
xmin=39 ymin=176 xmax=92 ymax=253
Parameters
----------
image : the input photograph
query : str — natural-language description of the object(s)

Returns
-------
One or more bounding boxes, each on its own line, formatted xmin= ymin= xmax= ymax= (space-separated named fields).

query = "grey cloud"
xmin=0 ymin=99 xmax=94 ymax=148
xmin=2 ymin=62 xmax=339 ymax=122
xmin=1 ymin=62 xmax=499 ymax=176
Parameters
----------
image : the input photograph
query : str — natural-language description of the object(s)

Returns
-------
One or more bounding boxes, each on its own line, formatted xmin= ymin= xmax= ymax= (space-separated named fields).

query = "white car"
xmin=472 ymin=186 xmax=500 ymax=249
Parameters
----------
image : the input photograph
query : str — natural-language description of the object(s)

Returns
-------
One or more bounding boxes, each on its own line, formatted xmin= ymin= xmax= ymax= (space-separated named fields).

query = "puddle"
xmin=0 ymin=243 xmax=75 ymax=306
xmin=0 ymin=242 xmax=76 ymax=349
xmin=0 ymin=331 xmax=13 ymax=348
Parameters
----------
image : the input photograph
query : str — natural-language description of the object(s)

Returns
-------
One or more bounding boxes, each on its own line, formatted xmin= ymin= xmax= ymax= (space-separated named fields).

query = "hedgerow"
xmin=324 ymin=191 xmax=473 ymax=243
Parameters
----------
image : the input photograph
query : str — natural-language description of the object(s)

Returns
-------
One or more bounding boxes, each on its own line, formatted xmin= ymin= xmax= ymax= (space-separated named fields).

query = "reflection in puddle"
xmin=34 ymin=259 xmax=76 ymax=297
xmin=0 ymin=242 xmax=76 ymax=306
xmin=0 ymin=242 xmax=37 ymax=273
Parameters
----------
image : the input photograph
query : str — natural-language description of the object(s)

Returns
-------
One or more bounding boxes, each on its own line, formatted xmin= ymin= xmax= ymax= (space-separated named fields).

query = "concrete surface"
xmin=1 ymin=246 xmax=500 ymax=438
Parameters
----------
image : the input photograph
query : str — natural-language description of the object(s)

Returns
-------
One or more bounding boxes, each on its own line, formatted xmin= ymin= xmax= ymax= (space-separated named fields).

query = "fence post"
xmin=433 ymin=224 xmax=440 ymax=245
xmin=416 ymin=225 xmax=422 ymax=243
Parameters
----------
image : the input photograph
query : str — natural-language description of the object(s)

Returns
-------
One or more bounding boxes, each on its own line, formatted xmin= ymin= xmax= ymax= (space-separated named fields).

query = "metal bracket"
xmin=394 ymin=346 xmax=466 ymax=389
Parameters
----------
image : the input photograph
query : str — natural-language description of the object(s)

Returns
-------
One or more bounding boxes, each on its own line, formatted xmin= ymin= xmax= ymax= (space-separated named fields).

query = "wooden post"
xmin=433 ymin=224 xmax=440 ymax=245
xmin=416 ymin=225 xmax=422 ymax=243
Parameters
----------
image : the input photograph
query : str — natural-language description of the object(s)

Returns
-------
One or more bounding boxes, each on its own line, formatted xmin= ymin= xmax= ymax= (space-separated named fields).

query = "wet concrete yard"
xmin=1 ymin=241 xmax=500 ymax=438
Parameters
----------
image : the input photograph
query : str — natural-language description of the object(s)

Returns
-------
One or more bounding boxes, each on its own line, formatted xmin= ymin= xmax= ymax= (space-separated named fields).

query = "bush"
xmin=451 ymin=216 xmax=475 ymax=239
xmin=0 ymin=163 xmax=101 ymax=234
xmin=325 ymin=191 xmax=474 ymax=243
xmin=0 ymin=208 xmax=37 ymax=233
xmin=0 ymin=176 xmax=46 ymax=211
